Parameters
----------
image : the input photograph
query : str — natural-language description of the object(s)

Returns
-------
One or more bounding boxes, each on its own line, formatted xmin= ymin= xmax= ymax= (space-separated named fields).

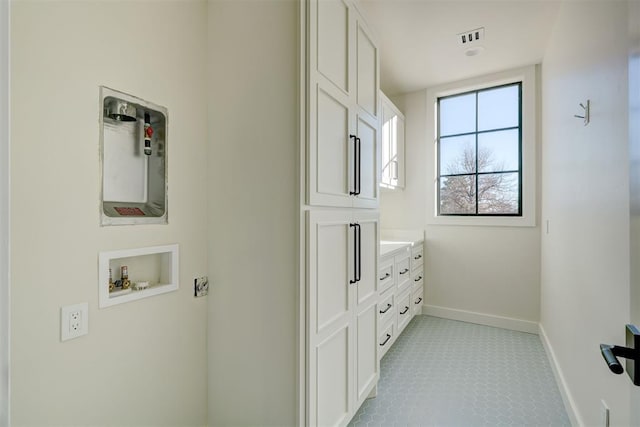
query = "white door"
xmin=352 ymin=14 xmax=379 ymax=209
xmin=354 ymin=212 xmax=379 ymax=404
xmin=629 ymin=0 xmax=640 ymax=422
xmin=354 ymin=114 xmax=379 ymax=209
xmin=308 ymin=0 xmax=355 ymax=208
xmin=307 ymin=210 xmax=355 ymax=426
xmin=307 ymin=209 xmax=379 ymax=426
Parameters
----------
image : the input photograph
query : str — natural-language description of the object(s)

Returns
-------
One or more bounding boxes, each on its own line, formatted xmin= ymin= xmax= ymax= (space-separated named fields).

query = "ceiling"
xmin=357 ymin=0 xmax=562 ymax=95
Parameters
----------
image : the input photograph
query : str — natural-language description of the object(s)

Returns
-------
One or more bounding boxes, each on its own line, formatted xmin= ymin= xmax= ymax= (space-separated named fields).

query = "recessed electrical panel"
xmin=99 ymin=86 xmax=168 ymax=226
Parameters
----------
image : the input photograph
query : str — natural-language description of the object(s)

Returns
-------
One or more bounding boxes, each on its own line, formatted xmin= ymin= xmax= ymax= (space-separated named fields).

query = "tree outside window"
xmin=437 ymin=83 xmax=522 ymax=216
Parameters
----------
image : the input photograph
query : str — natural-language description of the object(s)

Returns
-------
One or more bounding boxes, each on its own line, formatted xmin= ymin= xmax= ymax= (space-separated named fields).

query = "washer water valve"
xmin=144 ymin=111 xmax=153 ymax=156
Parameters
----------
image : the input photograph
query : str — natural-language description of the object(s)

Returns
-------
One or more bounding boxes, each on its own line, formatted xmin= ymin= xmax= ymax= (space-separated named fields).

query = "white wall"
xmin=0 ymin=0 xmax=9 ymax=424
xmin=207 ymin=1 xmax=299 ymax=425
xmin=10 ymin=1 xmax=209 ymax=425
xmin=540 ymin=1 xmax=630 ymax=425
xmin=382 ymin=84 xmax=541 ymax=331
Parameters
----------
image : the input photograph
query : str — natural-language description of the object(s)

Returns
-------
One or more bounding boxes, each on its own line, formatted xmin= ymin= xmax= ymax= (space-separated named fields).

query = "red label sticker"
xmin=114 ymin=207 xmax=146 ymax=216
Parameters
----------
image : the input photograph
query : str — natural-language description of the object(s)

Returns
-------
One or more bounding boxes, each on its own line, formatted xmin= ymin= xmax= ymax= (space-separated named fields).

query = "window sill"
xmin=428 ymin=214 xmax=536 ymax=228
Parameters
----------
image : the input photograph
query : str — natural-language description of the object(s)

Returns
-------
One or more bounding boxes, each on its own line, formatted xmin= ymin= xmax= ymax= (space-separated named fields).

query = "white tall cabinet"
xmin=307 ymin=0 xmax=379 ymax=209
xmin=304 ymin=0 xmax=380 ymax=425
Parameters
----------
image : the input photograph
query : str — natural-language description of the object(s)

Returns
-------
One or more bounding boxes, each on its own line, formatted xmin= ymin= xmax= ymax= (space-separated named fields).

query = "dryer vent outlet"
xmin=457 ymin=27 xmax=485 ymax=46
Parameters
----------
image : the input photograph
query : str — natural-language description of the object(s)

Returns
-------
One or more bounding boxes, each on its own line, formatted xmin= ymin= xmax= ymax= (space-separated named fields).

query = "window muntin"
xmin=437 ymin=82 xmax=522 ymax=216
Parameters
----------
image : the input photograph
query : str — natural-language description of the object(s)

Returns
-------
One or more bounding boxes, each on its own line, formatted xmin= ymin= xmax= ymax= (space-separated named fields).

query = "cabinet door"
xmin=353 ymin=113 xmax=379 ymax=209
xmin=355 ymin=14 xmax=378 ymax=121
xmin=307 ymin=210 xmax=356 ymax=426
xmin=353 ymin=12 xmax=379 ymax=209
xmin=354 ymin=211 xmax=379 ymax=404
xmin=308 ymin=0 xmax=355 ymax=208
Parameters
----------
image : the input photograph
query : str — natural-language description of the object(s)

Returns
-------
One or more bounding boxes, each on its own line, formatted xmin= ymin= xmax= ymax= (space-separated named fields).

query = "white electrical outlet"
xmin=61 ymin=302 xmax=88 ymax=341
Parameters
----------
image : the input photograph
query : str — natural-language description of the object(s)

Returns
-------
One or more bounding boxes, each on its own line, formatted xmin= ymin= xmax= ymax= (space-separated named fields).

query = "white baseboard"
xmin=422 ymin=304 xmax=539 ymax=334
xmin=538 ymin=323 xmax=582 ymax=427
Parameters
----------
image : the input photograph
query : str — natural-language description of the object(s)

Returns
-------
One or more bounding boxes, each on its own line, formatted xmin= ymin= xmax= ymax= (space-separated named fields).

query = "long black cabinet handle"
xmin=379 ymin=303 xmax=392 ymax=314
xmin=399 ymin=268 xmax=409 ymax=275
xmin=356 ymin=223 xmax=361 ymax=282
xmin=400 ymin=306 xmax=409 ymax=315
xmin=414 ymin=276 xmax=422 ymax=282
xmin=349 ymin=135 xmax=361 ymax=196
xmin=379 ymin=334 xmax=391 ymax=347
xmin=356 ymin=136 xmax=361 ymax=196
xmin=414 ymin=254 xmax=422 ymax=260
xmin=379 ymin=272 xmax=390 ymax=281
xmin=415 ymin=297 xmax=423 ymax=305
xmin=349 ymin=223 xmax=357 ymax=284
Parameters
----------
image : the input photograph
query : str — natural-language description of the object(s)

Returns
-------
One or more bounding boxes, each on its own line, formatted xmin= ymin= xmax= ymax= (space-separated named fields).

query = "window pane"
xmin=477 ymin=129 xmax=519 ymax=173
xmin=439 ymin=93 xmax=475 ymax=136
xmin=477 ymin=85 xmax=519 ymax=131
xmin=439 ymin=134 xmax=475 ymax=175
xmin=478 ymin=173 xmax=519 ymax=214
xmin=440 ymin=175 xmax=476 ymax=214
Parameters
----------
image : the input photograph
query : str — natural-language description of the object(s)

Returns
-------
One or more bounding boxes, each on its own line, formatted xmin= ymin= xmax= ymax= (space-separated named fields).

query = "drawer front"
xmin=378 ymin=321 xmax=395 ymax=360
xmin=396 ymin=290 xmax=412 ymax=333
xmin=396 ymin=253 xmax=411 ymax=294
xmin=411 ymin=244 xmax=424 ymax=270
xmin=378 ymin=289 xmax=395 ymax=326
xmin=378 ymin=259 xmax=395 ymax=294
xmin=412 ymin=286 xmax=424 ymax=316
xmin=411 ymin=267 xmax=424 ymax=293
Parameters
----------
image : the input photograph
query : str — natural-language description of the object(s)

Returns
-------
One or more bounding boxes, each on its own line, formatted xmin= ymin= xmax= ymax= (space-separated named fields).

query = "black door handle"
xmin=600 ymin=324 xmax=640 ymax=385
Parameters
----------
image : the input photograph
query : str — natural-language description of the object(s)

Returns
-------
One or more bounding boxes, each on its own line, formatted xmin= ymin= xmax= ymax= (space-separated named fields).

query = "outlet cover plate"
xmin=194 ymin=276 xmax=209 ymax=297
xmin=61 ymin=302 xmax=88 ymax=341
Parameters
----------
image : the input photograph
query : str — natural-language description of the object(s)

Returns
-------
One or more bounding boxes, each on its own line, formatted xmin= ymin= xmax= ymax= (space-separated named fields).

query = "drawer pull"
xmin=399 ymin=268 xmax=409 ymax=275
xmin=400 ymin=306 xmax=409 ymax=315
xmin=414 ymin=254 xmax=422 ymax=260
xmin=379 ymin=303 xmax=392 ymax=314
xmin=379 ymin=333 xmax=391 ymax=347
xmin=379 ymin=272 xmax=390 ymax=281
xmin=414 ymin=276 xmax=422 ymax=282
xmin=414 ymin=297 xmax=423 ymax=304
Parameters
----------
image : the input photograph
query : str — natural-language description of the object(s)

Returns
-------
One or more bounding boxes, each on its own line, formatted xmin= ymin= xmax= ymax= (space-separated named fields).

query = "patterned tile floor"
xmin=349 ymin=316 xmax=571 ymax=427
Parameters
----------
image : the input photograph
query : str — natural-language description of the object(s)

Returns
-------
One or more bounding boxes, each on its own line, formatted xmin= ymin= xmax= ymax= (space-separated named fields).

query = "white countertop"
xmin=380 ymin=238 xmax=423 ymax=257
xmin=379 ymin=242 xmax=410 ymax=257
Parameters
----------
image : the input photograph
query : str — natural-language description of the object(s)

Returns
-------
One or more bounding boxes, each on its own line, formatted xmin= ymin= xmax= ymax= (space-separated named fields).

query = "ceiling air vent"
xmin=457 ymin=27 xmax=485 ymax=46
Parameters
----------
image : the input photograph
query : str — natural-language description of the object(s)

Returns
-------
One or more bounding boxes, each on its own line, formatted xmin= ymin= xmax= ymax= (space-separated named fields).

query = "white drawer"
xmin=411 ymin=244 xmax=424 ymax=270
xmin=396 ymin=289 xmax=412 ymax=333
xmin=412 ymin=286 xmax=424 ymax=316
xmin=378 ymin=321 xmax=395 ymax=360
xmin=378 ymin=289 xmax=395 ymax=325
xmin=378 ymin=259 xmax=395 ymax=294
xmin=411 ymin=268 xmax=424 ymax=293
xmin=396 ymin=252 xmax=411 ymax=294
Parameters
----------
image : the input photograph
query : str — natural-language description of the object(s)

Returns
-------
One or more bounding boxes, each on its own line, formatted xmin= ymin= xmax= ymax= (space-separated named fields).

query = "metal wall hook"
xmin=574 ymin=99 xmax=590 ymax=125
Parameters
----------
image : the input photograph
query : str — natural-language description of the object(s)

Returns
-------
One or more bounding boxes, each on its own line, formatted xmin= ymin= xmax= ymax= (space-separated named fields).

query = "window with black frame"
xmin=437 ymin=82 xmax=522 ymax=216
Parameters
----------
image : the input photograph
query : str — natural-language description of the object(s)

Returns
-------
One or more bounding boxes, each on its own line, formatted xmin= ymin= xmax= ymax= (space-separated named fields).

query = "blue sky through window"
xmin=438 ymin=83 xmax=521 ymax=215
